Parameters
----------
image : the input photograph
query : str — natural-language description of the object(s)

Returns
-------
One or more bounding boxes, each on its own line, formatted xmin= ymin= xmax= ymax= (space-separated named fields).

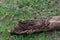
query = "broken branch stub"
xmin=9 ymin=16 xmax=60 ymax=34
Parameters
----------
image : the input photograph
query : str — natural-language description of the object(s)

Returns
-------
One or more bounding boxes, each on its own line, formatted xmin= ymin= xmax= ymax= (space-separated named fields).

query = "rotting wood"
xmin=8 ymin=16 xmax=60 ymax=34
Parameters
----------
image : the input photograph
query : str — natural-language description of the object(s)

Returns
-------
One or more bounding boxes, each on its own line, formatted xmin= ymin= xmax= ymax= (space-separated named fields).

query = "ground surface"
xmin=0 ymin=0 xmax=60 ymax=40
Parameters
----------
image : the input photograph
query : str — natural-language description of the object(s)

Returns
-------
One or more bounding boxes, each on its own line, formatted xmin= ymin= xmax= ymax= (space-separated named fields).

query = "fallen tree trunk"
xmin=8 ymin=16 xmax=60 ymax=34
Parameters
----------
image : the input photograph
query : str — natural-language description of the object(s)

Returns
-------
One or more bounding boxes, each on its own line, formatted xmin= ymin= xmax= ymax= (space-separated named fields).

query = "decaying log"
xmin=8 ymin=16 xmax=60 ymax=34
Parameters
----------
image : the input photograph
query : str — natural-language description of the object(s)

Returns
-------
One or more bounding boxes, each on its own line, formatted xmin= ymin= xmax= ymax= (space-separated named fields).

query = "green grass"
xmin=0 ymin=0 xmax=60 ymax=40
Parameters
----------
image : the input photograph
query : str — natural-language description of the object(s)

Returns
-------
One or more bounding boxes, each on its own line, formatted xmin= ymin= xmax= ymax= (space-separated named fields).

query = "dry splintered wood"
xmin=8 ymin=16 xmax=60 ymax=34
